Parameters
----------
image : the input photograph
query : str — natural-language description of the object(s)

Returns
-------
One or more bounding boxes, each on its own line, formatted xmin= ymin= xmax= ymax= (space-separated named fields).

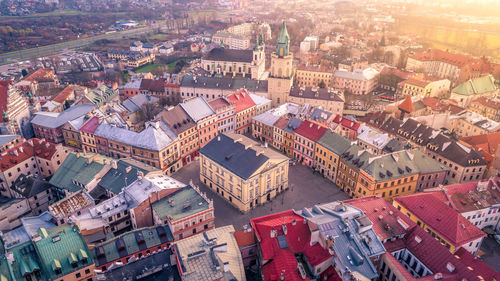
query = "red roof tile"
xmin=294 ymin=120 xmax=327 ymax=141
xmin=0 ymin=138 xmax=59 ymax=171
xmin=398 ymin=96 xmax=414 ymax=113
xmin=51 ymin=86 xmax=74 ymax=104
xmin=227 ymin=89 xmax=256 ymax=113
xmin=251 ymin=210 xmax=331 ymax=281
xmin=273 ymin=117 xmax=289 ymax=130
xmin=409 ymin=49 xmax=470 ymax=67
xmin=460 ymin=132 xmax=500 ymax=166
xmin=333 ymin=115 xmax=360 ymax=131
xmin=208 ymin=98 xmax=232 ymax=111
xmin=79 ymin=116 xmax=100 ymax=134
xmin=23 ymin=68 xmax=55 ymax=83
xmin=233 ymin=229 xmax=256 ymax=248
xmin=394 ymin=193 xmax=486 ymax=247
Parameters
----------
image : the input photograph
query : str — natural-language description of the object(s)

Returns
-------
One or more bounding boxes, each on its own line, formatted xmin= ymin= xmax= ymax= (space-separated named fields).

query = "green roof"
xmin=7 ymin=242 xmax=46 ymax=281
xmin=49 ymin=153 xmax=109 ymax=192
xmin=92 ymin=225 xmax=173 ymax=267
xmin=317 ymin=130 xmax=352 ymax=155
xmin=359 ymin=149 xmax=447 ymax=181
xmin=452 ymin=75 xmax=497 ymax=96
xmin=34 ymin=224 xmax=93 ymax=280
xmin=151 ymin=186 xmax=210 ymax=222
xmin=98 ymin=159 xmax=159 ymax=195
xmin=276 ymin=21 xmax=290 ymax=57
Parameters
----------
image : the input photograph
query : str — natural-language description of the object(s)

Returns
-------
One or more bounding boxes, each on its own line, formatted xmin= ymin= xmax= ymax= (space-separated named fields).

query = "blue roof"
xmin=283 ymin=117 xmax=302 ymax=133
xmin=199 ymin=134 xmax=271 ymax=180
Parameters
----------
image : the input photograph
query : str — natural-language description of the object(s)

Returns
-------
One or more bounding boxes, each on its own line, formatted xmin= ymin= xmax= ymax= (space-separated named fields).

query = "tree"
xmin=21 ymin=69 xmax=28 ymax=77
xmin=141 ymin=103 xmax=162 ymax=122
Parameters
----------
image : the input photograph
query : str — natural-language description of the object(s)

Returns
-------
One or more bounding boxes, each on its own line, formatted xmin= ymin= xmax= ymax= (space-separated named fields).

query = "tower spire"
xmin=276 ymin=21 xmax=290 ymax=57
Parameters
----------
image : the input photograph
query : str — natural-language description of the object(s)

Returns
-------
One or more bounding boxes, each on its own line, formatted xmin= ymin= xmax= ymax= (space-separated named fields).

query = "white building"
xmin=333 ymin=67 xmax=380 ymax=95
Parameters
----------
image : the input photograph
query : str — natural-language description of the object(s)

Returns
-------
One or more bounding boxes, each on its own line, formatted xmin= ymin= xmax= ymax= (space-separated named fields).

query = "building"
xmin=459 ymin=132 xmax=500 ymax=175
xmin=227 ymin=89 xmax=256 ymax=134
xmin=33 ymin=224 xmax=95 ymax=281
xmin=83 ymin=84 xmax=118 ymax=107
xmin=393 ymin=193 xmax=486 ymax=254
xmin=152 ymin=184 xmax=215 ymax=240
xmin=180 ymin=75 xmax=268 ymax=101
xmin=212 ymin=31 xmax=251 ymax=50
xmin=352 ymin=149 xmax=447 ymax=200
xmin=208 ymin=97 xmax=236 ymax=134
xmin=199 ymin=134 xmax=288 ymax=212
xmin=469 ymin=96 xmax=500 ymax=122
xmin=295 ymin=64 xmax=334 ymax=88
xmin=91 ymin=225 xmax=174 ymax=273
xmin=15 ymin=68 xmax=57 ymax=95
xmin=10 ymin=175 xmax=57 ymax=215
xmin=425 ymin=177 xmax=500 ymax=231
xmin=180 ymin=97 xmax=217 ymax=149
xmin=233 ymin=227 xmax=257 ymax=267
xmin=333 ymin=67 xmax=379 ymax=95
xmin=315 ymin=130 xmax=352 ymax=182
xmin=74 ymin=175 xmax=185 ymax=239
xmin=288 ymin=86 xmax=344 ymax=116
xmin=201 ymin=37 xmax=265 ymax=79
xmin=293 ymin=120 xmax=327 ymax=167
xmin=48 ymin=190 xmax=95 ymax=225
xmin=377 ymin=117 xmax=487 ymax=184
xmin=451 ymin=111 xmax=500 ymax=138
xmin=94 ymin=121 xmax=181 ymax=174
xmin=332 ymin=115 xmax=360 ymax=140
xmin=346 ymin=196 xmax=498 ymax=281
xmin=406 ymin=49 xmax=470 ymax=83
xmin=249 ymin=93 xmax=271 ymax=115
xmin=0 ymin=80 xmax=31 ymax=137
xmin=449 ymin=75 xmax=498 ymax=107
xmin=172 ymin=225 xmax=246 ymax=281
xmin=79 ymin=116 xmax=100 ymax=153
xmin=268 ymin=21 xmax=294 ymax=106
xmin=0 ymin=138 xmax=71 ymax=196
xmin=0 ymin=134 xmax=21 ymax=152
xmin=356 ymin=124 xmax=392 ymax=155
xmin=283 ymin=117 xmax=302 ymax=158
xmin=31 ymin=104 xmax=95 ymax=143
xmin=49 ymin=153 xmax=111 ymax=195
xmin=0 ymin=196 xmax=30 ymax=231
xmin=155 ymin=105 xmax=199 ymax=167
xmin=400 ymin=76 xmax=451 ymax=99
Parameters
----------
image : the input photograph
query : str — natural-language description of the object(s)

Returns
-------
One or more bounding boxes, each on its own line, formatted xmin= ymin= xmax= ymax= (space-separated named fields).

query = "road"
xmin=171 ymin=161 xmax=350 ymax=229
xmin=0 ymin=23 xmax=161 ymax=65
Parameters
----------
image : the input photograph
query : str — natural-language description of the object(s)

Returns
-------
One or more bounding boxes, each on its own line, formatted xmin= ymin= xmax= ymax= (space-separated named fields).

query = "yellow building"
xmin=199 ymin=133 xmax=289 ymax=212
xmin=314 ymin=130 xmax=351 ymax=182
xmin=400 ymin=75 xmax=450 ymax=99
xmin=295 ymin=64 xmax=334 ymax=88
xmin=468 ymin=96 xmax=500 ymax=122
xmin=451 ymin=111 xmax=500 ymax=138
xmin=393 ymin=193 xmax=486 ymax=254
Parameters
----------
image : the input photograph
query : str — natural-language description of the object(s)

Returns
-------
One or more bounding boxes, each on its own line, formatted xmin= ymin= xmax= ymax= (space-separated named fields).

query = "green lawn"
xmin=134 ymin=63 xmax=166 ymax=73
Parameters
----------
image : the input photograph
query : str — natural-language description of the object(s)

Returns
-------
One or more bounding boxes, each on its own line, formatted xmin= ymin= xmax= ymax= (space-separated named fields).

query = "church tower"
xmin=251 ymin=34 xmax=266 ymax=80
xmin=268 ymin=21 xmax=294 ymax=106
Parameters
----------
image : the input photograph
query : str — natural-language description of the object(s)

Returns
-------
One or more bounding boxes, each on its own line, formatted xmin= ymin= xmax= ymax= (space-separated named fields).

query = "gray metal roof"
xmin=180 ymin=75 xmax=268 ymax=93
xmin=179 ymin=97 xmax=216 ymax=122
xmin=31 ymin=104 xmax=95 ymax=128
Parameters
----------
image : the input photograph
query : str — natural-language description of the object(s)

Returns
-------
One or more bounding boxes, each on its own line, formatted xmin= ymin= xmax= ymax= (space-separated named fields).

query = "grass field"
xmin=134 ymin=63 xmax=166 ymax=73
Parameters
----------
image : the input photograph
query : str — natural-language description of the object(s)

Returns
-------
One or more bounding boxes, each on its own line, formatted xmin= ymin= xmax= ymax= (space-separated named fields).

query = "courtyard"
xmin=172 ymin=160 xmax=349 ymax=229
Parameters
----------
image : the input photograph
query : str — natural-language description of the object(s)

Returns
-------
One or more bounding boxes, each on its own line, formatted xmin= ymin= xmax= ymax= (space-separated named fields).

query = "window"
xmin=76 ymin=272 xmax=81 ymax=278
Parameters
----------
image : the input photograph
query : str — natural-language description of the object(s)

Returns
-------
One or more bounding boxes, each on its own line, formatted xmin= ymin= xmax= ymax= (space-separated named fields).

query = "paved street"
xmin=480 ymin=236 xmax=500 ymax=271
xmin=172 ymin=160 xmax=349 ymax=229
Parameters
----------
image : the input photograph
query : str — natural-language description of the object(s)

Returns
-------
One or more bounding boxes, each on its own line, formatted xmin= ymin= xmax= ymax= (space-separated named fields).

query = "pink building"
xmin=180 ymin=97 xmax=218 ymax=148
xmin=293 ymin=120 xmax=327 ymax=167
xmin=333 ymin=67 xmax=379 ymax=95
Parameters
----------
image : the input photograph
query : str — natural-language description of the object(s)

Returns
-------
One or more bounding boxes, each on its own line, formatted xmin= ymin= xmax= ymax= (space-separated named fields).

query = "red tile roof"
xmin=398 ymin=96 xmax=415 ymax=113
xmin=79 ymin=116 xmax=100 ymax=134
xmin=380 ymin=66 xmax=415 ymax=80
xmin=345 ymin=196 xmax=416 ymax=242
xmin=394 ymin=193 xmax=486 ymax=247
xmin=227 ymin=89 xmax=256 ymax=113
xmin=51 ymin=86 xmax=74 ymax=104
xmin=23 ymin=68 xmax=55 ymax=83
xmin=347 ymin=197 xmax=496 ymax=281
xmin=140 ymin=78 xmax=165 ymax=92
xmin=273 ymin=117 xmax=289 ymax=130
xmin=251 ymin=210 xmax=331 ymax=281
xmin=233 ymin=229 xmax=256 ymax=248
xmin=409 ymin=49 xmax=470 ymax=67
xmin=472 ymin=96 xmax=500 ymax=110
xmin=0 ymin=138 xmax=59 ymax=171
xmin=208 ymin=98 xmax=232 ymax=111
xmin=294 ymin=120 xmax=327 ymax=141
xmin=332 ymin=115 xmax=360 ymax=131
xmin=422 ymin=97 xmax=447 ymax=112
xmin=460 ymin=132 xmax=500 ymax=166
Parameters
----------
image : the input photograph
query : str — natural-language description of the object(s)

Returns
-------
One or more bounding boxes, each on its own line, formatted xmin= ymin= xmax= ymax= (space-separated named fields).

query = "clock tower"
xmin=268 ymin=21 xmax=294 ymax=106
